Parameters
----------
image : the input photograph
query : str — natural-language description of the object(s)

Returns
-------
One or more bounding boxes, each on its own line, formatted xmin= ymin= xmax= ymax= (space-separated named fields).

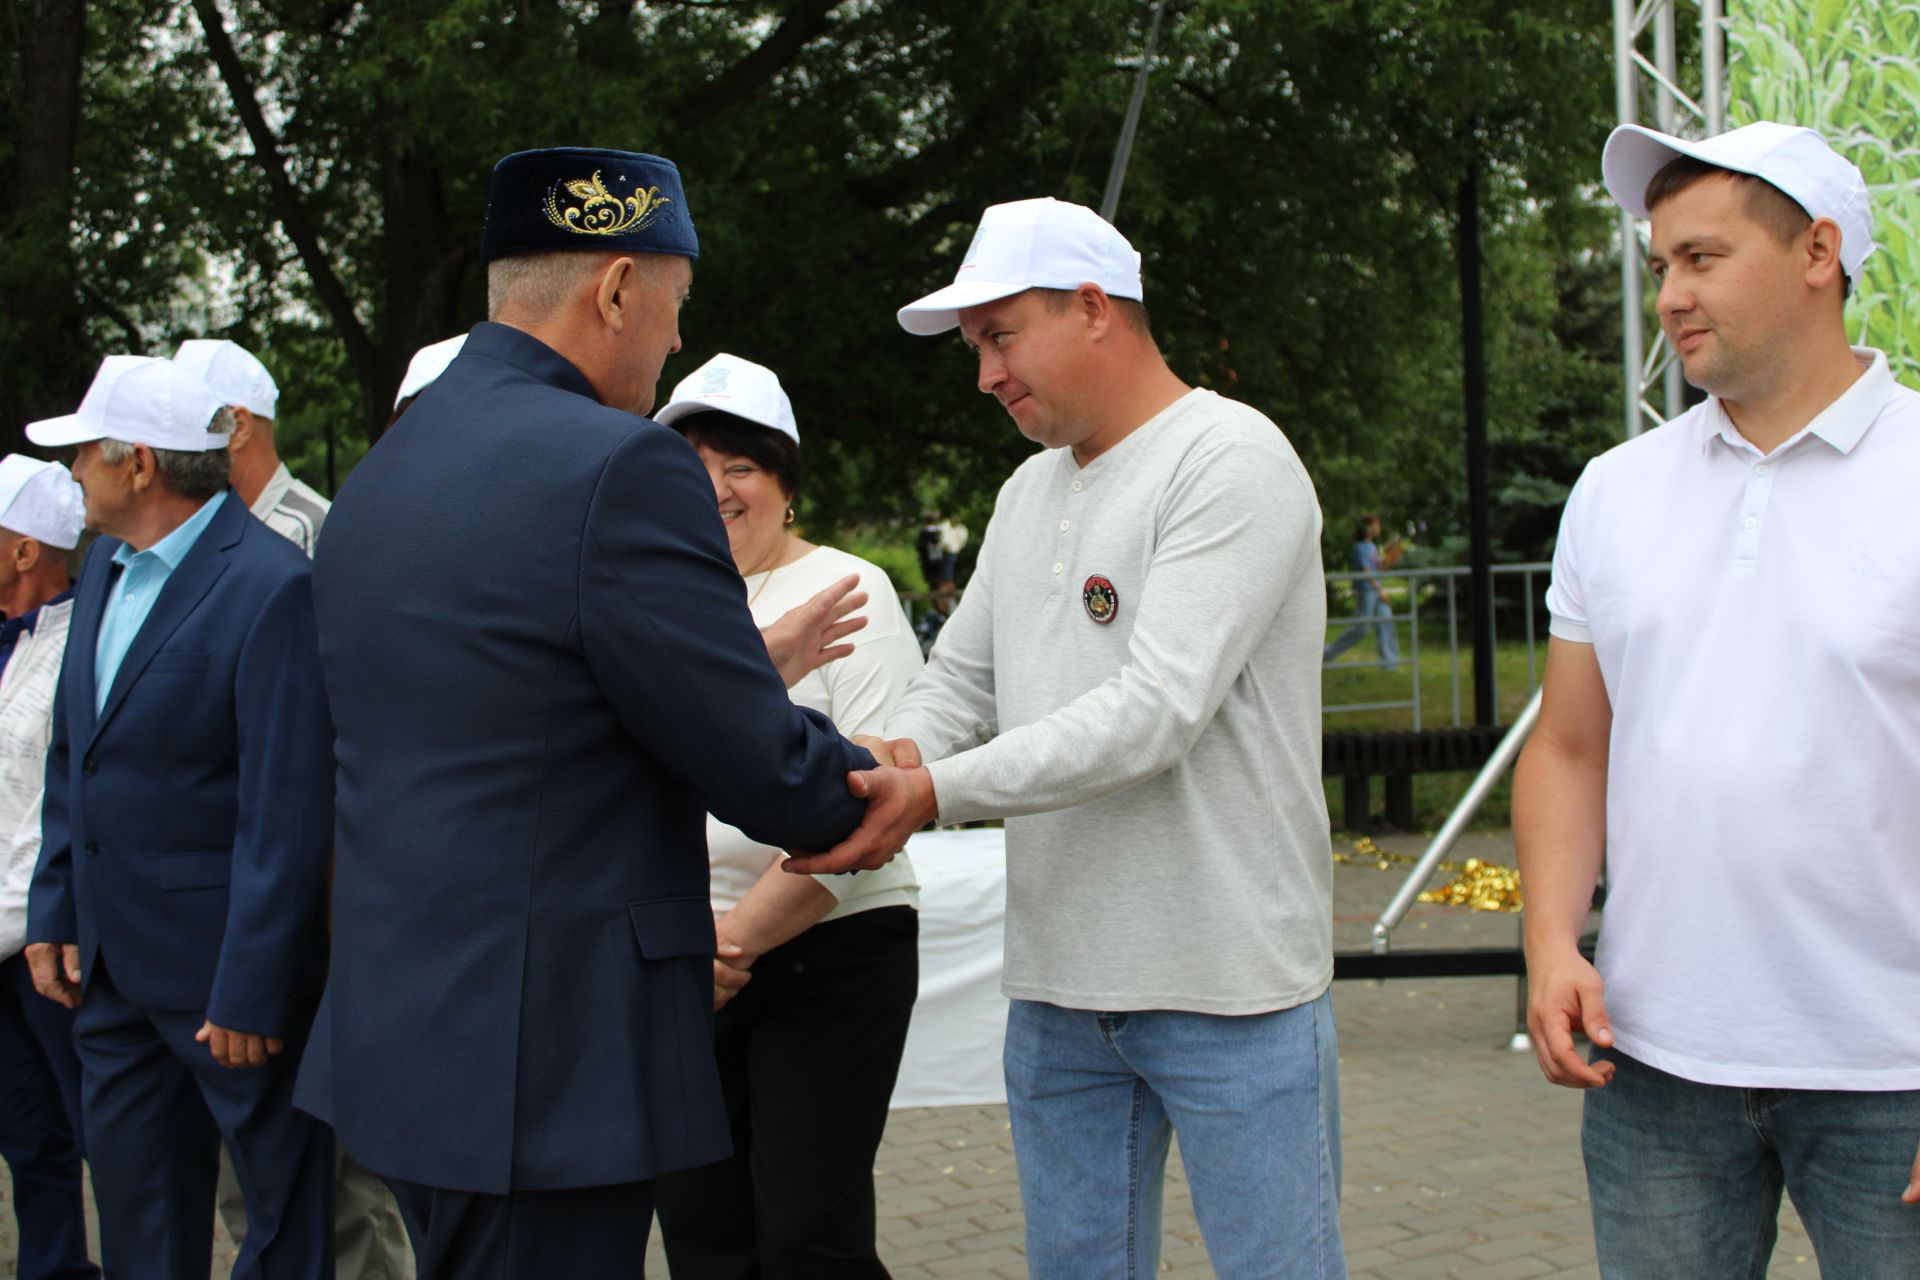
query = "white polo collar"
xmin=1698 ymin=347 xmax=1893 ymax=458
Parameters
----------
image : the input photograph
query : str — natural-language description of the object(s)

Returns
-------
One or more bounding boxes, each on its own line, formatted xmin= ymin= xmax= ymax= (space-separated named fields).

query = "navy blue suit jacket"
xmin=295 ymin=322 xmax=873 ymax=1195
xmin=26 ymin=492 xmax=334 ymax=1039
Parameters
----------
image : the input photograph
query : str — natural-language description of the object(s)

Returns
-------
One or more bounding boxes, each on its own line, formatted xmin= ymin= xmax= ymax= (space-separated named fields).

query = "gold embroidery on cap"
xmin=544 ymin=171 xmax=672 ymax=238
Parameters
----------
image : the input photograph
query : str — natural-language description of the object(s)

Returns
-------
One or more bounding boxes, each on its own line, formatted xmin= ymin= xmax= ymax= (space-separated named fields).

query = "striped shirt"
xmin=250 ymin=462 xmax=330 ymax=558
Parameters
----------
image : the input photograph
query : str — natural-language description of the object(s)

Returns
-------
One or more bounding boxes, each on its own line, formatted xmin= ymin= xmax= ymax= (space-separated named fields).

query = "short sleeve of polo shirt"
xmin=1545 ymin=462 xmax=1594 ymax=644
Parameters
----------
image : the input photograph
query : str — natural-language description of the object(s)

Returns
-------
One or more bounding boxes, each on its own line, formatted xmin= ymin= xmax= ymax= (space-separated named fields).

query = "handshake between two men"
xmin=752 ymin=573 xmax=940 ymax=879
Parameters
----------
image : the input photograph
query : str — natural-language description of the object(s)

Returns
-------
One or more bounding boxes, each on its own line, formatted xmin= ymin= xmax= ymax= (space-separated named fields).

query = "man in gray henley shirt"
xmin=788 ymin=197 xmax=1343 ymax=1278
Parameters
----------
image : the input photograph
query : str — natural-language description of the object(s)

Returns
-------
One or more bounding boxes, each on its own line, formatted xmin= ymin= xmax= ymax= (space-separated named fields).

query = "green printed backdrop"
xmin=1729 ymin=1 xmax=1920 ymax=381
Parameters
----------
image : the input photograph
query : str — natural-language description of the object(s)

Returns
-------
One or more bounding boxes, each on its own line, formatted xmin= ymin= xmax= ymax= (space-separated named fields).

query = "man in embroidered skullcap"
xmin=174 ymin=339 xmax=331 ymax=556
xmin=23 ymin=355 xmax=336 ymax=1277
xmin=295 ymin=148 xmax=905 ymax=1274
xmin=0 ymin=455 xmax=96 ymax=1280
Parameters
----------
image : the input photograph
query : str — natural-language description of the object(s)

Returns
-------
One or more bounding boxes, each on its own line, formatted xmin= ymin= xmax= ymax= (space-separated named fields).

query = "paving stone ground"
xmin=3 ymin=830 xmax=1823 ymax=1277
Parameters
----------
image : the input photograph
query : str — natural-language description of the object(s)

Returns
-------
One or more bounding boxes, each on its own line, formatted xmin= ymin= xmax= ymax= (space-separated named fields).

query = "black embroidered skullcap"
xmin=482 ymin=148 xmax=698 ymax=263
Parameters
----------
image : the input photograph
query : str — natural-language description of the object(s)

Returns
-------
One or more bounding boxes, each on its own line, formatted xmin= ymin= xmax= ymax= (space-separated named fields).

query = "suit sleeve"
xmin=25 ymin=653 xmax=77 ymax=947
xmin=578 ymin=428 xmax=872 ymax=852
xmin=208 ymin=566 xmax=334 ymax=1037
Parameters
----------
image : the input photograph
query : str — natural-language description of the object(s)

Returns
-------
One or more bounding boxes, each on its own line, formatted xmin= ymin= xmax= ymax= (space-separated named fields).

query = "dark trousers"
xmin=0 ymin=952 xmax=98 ymax=1280
xmin=655 ymin=906 xmax=919 ymax=1280
xmin=384 ymin=1175 xmax=654 ymax=1278
xmin=73 ymin=957 xmax=334 ymax=1280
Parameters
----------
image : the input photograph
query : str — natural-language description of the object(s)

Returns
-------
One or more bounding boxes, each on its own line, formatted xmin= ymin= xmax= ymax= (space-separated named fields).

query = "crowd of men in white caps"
xmin=0 ymin=117 xmax=1916 ymax=1280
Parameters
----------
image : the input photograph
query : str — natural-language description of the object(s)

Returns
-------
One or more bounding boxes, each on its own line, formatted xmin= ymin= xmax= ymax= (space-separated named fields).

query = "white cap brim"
xmin=24 ymin=415 xmax=105 ymax=449
xmin=896 ymin=279 xmax=1034 ymax=336
xmin=1602 ymin=125 xmax=1704 ymax=219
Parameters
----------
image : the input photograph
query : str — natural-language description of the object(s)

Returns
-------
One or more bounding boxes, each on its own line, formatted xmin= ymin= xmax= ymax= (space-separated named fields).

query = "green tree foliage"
xmin=9 ymin=0 xmax=1624 ymax=566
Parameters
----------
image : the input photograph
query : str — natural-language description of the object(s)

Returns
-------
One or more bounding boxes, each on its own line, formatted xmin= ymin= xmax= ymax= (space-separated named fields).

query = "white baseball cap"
xmin=1603 ymin=121 xmax=1877 ymax=280
xmin=394 ymin=335 xmax=467 ymax=407
xmin=652 ymin=353 xmax=799 ymax=444
xmin=0 ymin=455 xmax=85 ymax=549
xmin=173 ymin=338 xmax=280 ymax=420
xmin=896 ymin=197 xmax=1144 ymax=336
xmin=26 ymin=355 xmax=231 ymax=452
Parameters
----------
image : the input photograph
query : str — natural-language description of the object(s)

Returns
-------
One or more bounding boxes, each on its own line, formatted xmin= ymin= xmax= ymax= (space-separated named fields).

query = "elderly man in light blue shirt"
xmin=23 ymin=354 xmax=338 ymax=1280
xmin=92 ymin=490 xmax=226 ymax=712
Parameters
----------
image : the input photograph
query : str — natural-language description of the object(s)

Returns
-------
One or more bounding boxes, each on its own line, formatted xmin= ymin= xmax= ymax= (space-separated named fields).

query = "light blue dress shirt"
xmin=94 ymin=491 xmax=227 ymax=713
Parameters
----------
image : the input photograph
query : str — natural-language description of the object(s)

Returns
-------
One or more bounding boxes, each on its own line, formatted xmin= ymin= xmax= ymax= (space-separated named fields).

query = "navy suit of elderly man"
xmin=294 ymin=148 xmax=904 ymax=1276
xmin=23 ymin=355 xmax=336 ymax=1279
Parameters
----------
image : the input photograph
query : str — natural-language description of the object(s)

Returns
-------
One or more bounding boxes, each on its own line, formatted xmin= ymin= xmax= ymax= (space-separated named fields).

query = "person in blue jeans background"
xmin=1516 ymin=121 xmax=1920 ymax=1279
xmin=1322 ymin=514 xmax=1401 ymax=670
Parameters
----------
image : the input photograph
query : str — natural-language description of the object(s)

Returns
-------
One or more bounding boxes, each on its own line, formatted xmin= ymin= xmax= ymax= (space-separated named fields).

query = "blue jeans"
xmin=1004 ymin=993 xmax=1345 ymax=1279
xmin=1322 ymin=590 xmax=1398 ymax=667
xmin=1584 ymin=1048 xmax=1920 ymax=1279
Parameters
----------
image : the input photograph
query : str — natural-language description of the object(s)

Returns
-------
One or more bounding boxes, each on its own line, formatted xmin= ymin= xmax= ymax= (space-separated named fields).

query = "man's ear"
xmin=127 ymin=445 xmax=159 ymax=494
xmin=1079 ymin=284 xmax=1114 ymax=339
xmin=12 ymin=536 xmax=39 ymax=573
xmin=227 ymin=407 xmax=256 ymax=452
xmin=595 ymin=256 xmax=636 ymax=333
xmin=1804 ymin=218 xmax=1846 ymax=292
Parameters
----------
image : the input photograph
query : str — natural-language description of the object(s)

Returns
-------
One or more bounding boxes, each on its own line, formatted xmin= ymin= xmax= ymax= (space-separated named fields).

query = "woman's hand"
xmin=713 ymin=937 xmax=754 ymax=1010
xmin=761 ymin=575 xmax=868 ymax=687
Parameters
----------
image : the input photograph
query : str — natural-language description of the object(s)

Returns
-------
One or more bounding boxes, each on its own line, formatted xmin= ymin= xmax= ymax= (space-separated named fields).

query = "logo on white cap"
xmin=25 ymin=355 xmax=231 ymax=453
xmin=1602 ymin=121 xmax=1877 ymax=280
xmin=173 ymin=339 xmax=280 ymax=420
xmin=897 ymin=197 xmax=1144 ymax=336
xmin=652 ymin=353 xmax=800 ymax=445
xmin=0 ymin=455 xmax=85 ymax=549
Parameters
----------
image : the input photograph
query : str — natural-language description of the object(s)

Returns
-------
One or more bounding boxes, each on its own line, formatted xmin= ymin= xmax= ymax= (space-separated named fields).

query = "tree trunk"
xmin=0 ymin=0 xmax=89 ymax=455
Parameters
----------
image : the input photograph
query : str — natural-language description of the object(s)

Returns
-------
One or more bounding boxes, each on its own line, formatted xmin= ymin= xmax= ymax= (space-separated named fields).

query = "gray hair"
xmin=488 ymin=251 xmax=606 ymax=320
xmin=99 ymin=406 xmax=234 ymax=501
xmin=486 ymin=249 xmax=665 ymax=320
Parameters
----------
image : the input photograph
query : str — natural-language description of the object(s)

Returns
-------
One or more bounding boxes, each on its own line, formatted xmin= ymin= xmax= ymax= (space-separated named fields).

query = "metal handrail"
xmin=1369 ymin=684 xmax=1544 ymax=954
xmin=1322 ymin=563 xmax=1551 ymax=728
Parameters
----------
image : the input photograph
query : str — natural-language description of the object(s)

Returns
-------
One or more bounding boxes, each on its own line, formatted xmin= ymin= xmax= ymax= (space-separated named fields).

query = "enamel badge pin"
xmin=1082 ymin=575 xmax=1118 ymax=625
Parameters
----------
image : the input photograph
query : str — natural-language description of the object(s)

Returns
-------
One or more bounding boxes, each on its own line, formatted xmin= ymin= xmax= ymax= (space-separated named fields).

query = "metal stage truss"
xmin=1615 ymin=0 xmax=1729 ymax=438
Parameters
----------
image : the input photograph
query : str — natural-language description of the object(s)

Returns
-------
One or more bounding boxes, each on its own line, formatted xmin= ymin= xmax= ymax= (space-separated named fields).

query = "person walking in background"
xmin=650 ymin=353 xmax=923 ymax=1279
xmin=24 ymin=355 xmax=336 ymax=1280
xmin=0 ymin=456 xmax=96 ymax=1280
xmin=1322 ymin=513 xmax=1402 ymax=670
xmin=1516 ymin=121 xmax=1920 ymax=1277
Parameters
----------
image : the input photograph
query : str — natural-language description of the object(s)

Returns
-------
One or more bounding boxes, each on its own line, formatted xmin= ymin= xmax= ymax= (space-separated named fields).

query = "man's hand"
xmin=195 ymin=1020 xmax=284 ymax=1069
xmin=762 ymin=574 xmax=869 ymax=688
xmin=25 ymin=942 xmax=83 ymax=1009
xmin=783 ymin=765 xmax=938 ymax=876
xmin=1525 ymin=947 xmax=1616 ymax=1089
xmin=713 ymin=939 xmax=753 ymax=1011
xmin=849 ymin=735 xmax=924 ymax=771
xmin=1904 ymin=1140 xmax=1919 ymax=1206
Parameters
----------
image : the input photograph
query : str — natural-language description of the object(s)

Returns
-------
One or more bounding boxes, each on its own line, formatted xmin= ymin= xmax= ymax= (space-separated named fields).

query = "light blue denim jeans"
xmin=1583 ymin=1047 xmax=1920 ymax=1279
xmin=1004 ymin=993 xmax=1345 ymax=1279
xmin=1322 ymin=589 xmax=1398 ymax=668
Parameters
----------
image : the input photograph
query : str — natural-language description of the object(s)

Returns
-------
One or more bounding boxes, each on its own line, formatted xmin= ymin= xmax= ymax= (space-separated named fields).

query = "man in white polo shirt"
xmin=1515 ymin=121 xmax=1920 ymax=1277
xmin=174 ymin=339 xmax=331 ymax=555
xmin=792 ymin=198 xmax=1341 ymax=1278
